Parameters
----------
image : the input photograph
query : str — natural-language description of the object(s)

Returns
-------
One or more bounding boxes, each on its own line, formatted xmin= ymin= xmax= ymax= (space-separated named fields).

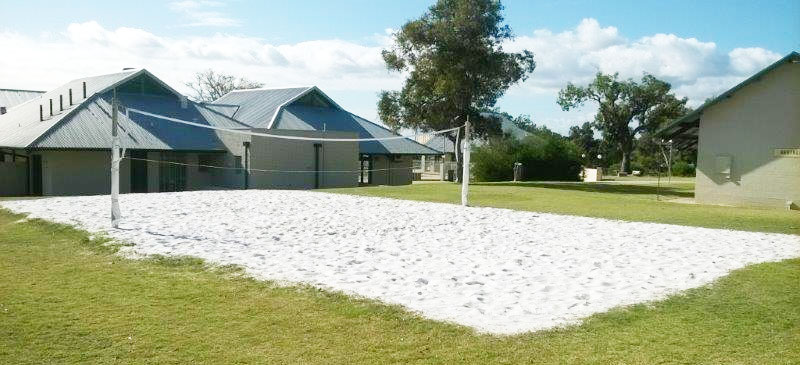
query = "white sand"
xmin=2 ymin=190 xmax=798 ymax=334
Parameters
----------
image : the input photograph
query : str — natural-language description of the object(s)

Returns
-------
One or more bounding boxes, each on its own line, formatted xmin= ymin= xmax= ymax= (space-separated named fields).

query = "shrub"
xmin=472 ymin=134 xmax=582 ymax=182
xmin=471 ymin=137 xmax=519 ymax=181
xmin=671 ymin=161 xmax=696 ymax=176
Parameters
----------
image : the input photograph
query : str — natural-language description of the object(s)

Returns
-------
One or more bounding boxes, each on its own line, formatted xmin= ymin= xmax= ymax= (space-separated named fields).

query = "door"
xmin=158 ymin=153 xmax=186 ymax=192
xmin=130 ymin=150 xmax=148 ymax=193
xmin=31 ymin=155 xmax=42 ymax=196
xmin=314 ymin=143 xmax=322 ymax=189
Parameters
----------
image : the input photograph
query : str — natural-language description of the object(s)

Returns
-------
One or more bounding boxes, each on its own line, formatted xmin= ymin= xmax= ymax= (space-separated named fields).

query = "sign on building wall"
xmin=774 ymin=148 xmax=800 ymax=158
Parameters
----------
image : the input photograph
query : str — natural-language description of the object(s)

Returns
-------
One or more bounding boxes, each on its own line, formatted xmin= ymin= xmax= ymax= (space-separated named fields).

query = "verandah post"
xmin=111 ymin=88 xmax=121 ymax=228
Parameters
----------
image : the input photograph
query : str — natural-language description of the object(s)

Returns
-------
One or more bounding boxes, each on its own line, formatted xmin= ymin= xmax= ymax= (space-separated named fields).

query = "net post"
xmin=111 ymin=89 xmax=121 ymax=228
xmin=461 ymin=116 xmax=470 ymax=207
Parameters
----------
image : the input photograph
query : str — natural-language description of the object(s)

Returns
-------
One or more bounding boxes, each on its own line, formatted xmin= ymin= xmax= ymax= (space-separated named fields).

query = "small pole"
xmin=111 ymin=89 xmax=121 ymax=228
xmin=243 ymin=141 xmax=250 ymax=189
xmin=461 ymin=115 xmax=471 ymax=206
xmin=656 ymin=164 xmax=662 ymax=201
xmin=668 ymin=140 xmax=674 ymax=183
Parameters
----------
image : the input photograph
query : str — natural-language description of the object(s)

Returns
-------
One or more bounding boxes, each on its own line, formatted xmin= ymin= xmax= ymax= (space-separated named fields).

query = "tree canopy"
xmin=568 ymin=122 xmax=605 ymax=167
xmin=378 ymin=0 xmax=535 ymax=138
xmin=185 ymin=70 xmax=264 ymax=102
xmin=557 ymin=73 xmax=688 ymax=172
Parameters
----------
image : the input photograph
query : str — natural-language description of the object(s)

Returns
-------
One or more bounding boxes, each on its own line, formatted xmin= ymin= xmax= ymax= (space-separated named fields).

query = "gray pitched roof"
xmin=212 ymin=87 xmax=311 ymax=128
xmin=0 ymin=70 xmax=142 ymax=148
xmin=32 ymin=94 xmax=241 ymax=151
xmin=0 ymin=89 xmax=44 ymax=109
xmin=0 ymin=69 xmax=241 ymax=151
xmin=215 ymin=87 xmax=440 ymax=155
xmin=276 ymin=104 xmax=441 ymax=155
xmin=425 ymin=135 xmax=456 ymax=154
xmin=1 ymin=71 xmax=441 ymax=155
xmin=424 ymin=112 xmax=530 ymax=153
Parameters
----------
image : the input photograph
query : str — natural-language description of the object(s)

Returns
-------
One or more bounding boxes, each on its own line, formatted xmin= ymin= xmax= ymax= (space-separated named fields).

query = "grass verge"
xmin=325 ymin=181 xmax=799 ymax=235
xmin=1 ymin=208 xmax=798 ymax=364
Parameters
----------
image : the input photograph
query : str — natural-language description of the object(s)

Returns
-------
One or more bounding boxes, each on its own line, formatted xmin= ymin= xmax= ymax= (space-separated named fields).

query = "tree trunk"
xmin=619 ymin=149 xmax=631 ymax=175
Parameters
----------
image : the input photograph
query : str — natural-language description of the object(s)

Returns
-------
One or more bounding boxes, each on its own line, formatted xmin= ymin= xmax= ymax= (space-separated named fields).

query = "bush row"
xmin=471 ymin=135 xmax=583 ymax=182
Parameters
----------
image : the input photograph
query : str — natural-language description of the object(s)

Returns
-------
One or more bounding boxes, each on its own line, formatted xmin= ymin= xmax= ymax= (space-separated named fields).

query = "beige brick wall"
xmin=371 ymin=155 xmax=413 ymax=185
xmin=248 ymin=130 xmax=359 ymax=189
xmin=0 ymin=153 xmax=28 ymax=196
xmin=30 ymin=150 xmax=222 ymax=196
xmin=34 ymin=150 xmax=122 ymax=196
xmin=695 ymin=61 xmax=800 ymax=208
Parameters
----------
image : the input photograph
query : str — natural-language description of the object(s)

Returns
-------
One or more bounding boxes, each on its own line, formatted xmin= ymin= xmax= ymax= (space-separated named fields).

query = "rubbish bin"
xmin=446 ymin=169 xmax=455 ymax=182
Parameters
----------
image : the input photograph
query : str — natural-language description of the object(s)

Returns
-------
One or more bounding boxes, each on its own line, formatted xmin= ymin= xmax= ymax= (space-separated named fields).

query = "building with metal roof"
xmin=658 ymin=51 xmax=799 ymax=209
xmin=0 ymin=70 xmax=437 ymax=196
xmin=214 ymin=86 xmax=440 ymax=156
xmin=414 ymin=112 xmax=531 ymax=181
xmin=423 ymin=112 xmax=530 ymax=153
xmin=214 ymin=86 xmax=441 ymax=185
xmin=0 ymin=89 xmax=44 ymax=114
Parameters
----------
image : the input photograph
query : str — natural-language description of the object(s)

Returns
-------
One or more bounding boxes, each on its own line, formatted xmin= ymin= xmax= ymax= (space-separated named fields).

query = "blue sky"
xmin=1 ymin=0 xmax=797 ymax=134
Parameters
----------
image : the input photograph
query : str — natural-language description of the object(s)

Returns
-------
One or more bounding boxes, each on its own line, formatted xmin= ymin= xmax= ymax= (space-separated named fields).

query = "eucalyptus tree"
xmin=557 ymin=73 xmax=687 ymax=173
xmin=186 ymin=70 xmax=264 ymax=102
xmin=378 ymin=0 xmax=536 ymax=180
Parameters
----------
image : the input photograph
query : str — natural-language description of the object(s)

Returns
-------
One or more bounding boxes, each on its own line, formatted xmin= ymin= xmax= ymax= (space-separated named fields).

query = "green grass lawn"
xmin=326 ymin=181 xmax=799 ymax=235
xmin=1 ymin=208 xmax=799 ymax=363
xmin=601 ymin=175 xmax=696 ymax=183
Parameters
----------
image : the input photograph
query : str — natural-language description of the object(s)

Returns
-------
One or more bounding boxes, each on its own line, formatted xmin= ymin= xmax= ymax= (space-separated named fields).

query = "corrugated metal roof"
xmin=0 ymin=89 xmax=44 ymax=109
xmin=0 ymin=69 xmax=246 ymax=150
xmin=424 ymin=112 xmax=530 ymax=153
xmin=32 ymin=93 xmax=235 ymax=150
xmin=201 ymin=103 xmax=240 ymax=118
xmin=212 ymin=87 xmax=311 ymax=128
xmin=425 ymin=135 xmax=455 ymax=154
xmin=0 ymin=70 xmax=141 ymax=148
xmin=275 ymin=104 xmax=441 ymax=155
xmin=215 ymin=86 xmax=440 ymax=155
xmin=1 ymin=71 xmax=442 ymax=155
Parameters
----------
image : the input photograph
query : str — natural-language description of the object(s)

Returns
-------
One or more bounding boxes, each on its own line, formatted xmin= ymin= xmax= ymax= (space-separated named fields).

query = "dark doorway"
xmin=31 ymin=155 xmax=42 ymax=196
xmin=158 ymin=153 xmax=186 ymax=192
xmin=130 ymin=150 xmax=148 ymax=193
xmin=314 ymin=143 xmax=322 ymax=189
xmin=359 ymin=154 xmax=372 ymax=185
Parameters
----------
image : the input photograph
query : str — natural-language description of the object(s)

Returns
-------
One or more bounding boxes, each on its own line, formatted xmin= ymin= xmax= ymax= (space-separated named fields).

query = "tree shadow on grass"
xmin=472 ymin=181 xmax=695 ymax=198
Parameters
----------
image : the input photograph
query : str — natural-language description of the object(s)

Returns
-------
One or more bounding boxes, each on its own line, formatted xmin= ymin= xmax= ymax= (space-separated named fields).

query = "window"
xmin=234 ymin=156 xmax=242 ymax=174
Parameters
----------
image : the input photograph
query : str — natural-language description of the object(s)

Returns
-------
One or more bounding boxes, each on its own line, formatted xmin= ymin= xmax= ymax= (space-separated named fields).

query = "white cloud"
xmin=168 ymin=0 xmax=242 ymax=27
xmin=728 ymin=47 xmax=782 ymax=74
xmin=0 ymin=19 xmax=783 ymax=133
xmin=0 ymin=21 xmax=398 ymax=120
xmin=501 ymin=18 xmax=782 ymax=130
